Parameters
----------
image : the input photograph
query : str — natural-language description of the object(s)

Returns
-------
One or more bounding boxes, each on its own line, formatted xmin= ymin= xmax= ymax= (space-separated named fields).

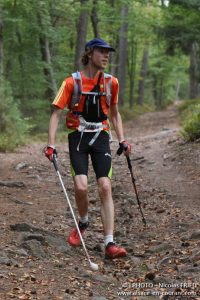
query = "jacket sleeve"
xmin=52 ymin=77 xmax=74 ymax=109
xmin=110 ymin=76 xmax=119 ymax=105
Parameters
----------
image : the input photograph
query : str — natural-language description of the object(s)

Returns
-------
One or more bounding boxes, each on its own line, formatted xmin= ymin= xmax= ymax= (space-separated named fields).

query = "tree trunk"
xmin=137 ymin=46 xmax=149 ymax=105
xmin=15 ymin=30 xmax=27 ymax=97
xmin=109 ymin=0 xmax=115 ymax=6
xmin=91 ymin=0 xmax=99 ymax=37
xmin=108 ymin=0 xmax=117 ymax=76
xmin=158 ymin=78 xmax=163 ymax=109
xmin=161 ymin=0 xmax=165 ymax=6
xmin=153 ymin=74 xmax=158 ymax=106
xmin=39 ymin=35 xmax=58 ymax=100
xmin=117 ymin=5 xmax=128 ymax=106
xmin=37 ymin=11 xmax=57 ymax=101
xmin=128 ymin=38 xmax=137 ymax=108
xmin=74 ymin=0 xmax=89 ymax=70
xmin=175 ymin=80 xmax=180 ymax=101
xmin=154 ymin=77 xmax=164 ymax=109
xmin=0 ymin=7 xmax=3 ymax=77
xmin=189 ymin=43 xmax=198 ymax=99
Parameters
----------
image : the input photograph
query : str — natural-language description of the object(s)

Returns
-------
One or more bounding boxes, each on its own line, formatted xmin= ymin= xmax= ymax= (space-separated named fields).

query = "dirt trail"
xmin=124 ymin=104 xmax=199 ymax=209
xmin=0 ymin=104 xmax=199 ymax=300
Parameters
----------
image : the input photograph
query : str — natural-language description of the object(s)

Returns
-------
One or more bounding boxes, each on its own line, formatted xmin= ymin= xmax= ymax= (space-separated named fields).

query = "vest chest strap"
xmin=81 ymin=91 xmax=106 ymax=96
xmin=76 ymin=116 xmax=108 ymax=151
xmin=78 ymin=116 xmax=107 ymax=132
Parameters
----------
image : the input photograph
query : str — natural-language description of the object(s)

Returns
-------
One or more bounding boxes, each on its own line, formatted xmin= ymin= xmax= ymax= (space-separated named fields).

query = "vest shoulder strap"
xmin=103 ymin=73 xmax=112 ymax=106
xmin=104 ymin=73 xmax=112 ymax=79
xmin=70 ymin=71 xmax=82 ymax=109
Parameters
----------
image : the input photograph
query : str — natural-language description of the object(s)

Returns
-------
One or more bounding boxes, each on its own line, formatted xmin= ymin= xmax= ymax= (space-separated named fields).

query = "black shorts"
xmin=68 ymin=131 xmax=112 ymax=179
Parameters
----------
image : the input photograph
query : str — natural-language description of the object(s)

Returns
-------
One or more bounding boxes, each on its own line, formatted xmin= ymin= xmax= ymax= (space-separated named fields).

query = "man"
xmin=45 ymin=37 xmax=131 ymax=259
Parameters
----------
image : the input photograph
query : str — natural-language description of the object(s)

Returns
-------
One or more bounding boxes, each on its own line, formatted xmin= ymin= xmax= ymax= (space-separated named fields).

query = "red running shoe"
xmin=105 ymin=242 xmax=127 ymax=259
xmin=67 ymin=221 xmax=89 ymax=247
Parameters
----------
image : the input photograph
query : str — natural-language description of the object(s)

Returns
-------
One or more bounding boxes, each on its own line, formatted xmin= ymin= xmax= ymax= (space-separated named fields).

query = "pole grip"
xmin=117 ymin=143 xmax=128 ymax=156
xmin=116 ymin=145 xmax=123 ymax=156
xmin=52 ymin=155 xmax=58 ymax=171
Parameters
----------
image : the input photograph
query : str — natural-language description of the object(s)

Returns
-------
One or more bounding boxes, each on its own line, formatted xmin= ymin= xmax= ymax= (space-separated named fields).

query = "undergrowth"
xmin=179 ymin=98 xmax=200 ymax=141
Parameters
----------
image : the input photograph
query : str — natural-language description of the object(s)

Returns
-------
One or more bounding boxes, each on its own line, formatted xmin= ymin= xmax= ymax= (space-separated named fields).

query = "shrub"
xmin=0 ymin=79 xmax=29 ymax=151
xmin=180 ymin=102 xmax=200 ymax=141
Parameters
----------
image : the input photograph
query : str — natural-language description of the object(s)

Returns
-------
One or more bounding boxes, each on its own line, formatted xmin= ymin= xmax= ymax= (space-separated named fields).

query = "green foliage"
xmin=179 ymin=98 xmax=200 ymax=141
xmin=0 ymin=0 xmax=196 ymax=148
xmin=178 ymin=98 xmax=200 ymax=116
xmin=147 ymin=46 xmax=189 ymax=108
xmin=162 ymin=1 xmax=200 ymax=54
xmin=0 ymin=79 xmax=29 ymax=151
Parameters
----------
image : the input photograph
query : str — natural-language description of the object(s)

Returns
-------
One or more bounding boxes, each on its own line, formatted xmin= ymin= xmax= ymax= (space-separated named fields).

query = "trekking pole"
xmin=117 ymin=147 xmax=147 ymax=225
xmin=51 ymin=155 xmax=98 ymax=271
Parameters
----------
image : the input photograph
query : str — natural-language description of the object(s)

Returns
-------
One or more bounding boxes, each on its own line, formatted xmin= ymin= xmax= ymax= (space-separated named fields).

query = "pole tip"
xmin=90 ymin=262 xmax=99 ymax=271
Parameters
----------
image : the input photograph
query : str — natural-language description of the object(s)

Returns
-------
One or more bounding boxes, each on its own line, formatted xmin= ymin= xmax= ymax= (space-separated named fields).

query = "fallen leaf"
xmin=18 ymin=295 xmax=30 ymax=300
xmin=41 ymin=280 xmax=49 ymax=286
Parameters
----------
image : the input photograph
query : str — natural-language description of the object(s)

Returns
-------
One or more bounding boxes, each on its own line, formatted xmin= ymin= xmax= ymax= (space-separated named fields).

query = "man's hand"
xmin=117 ymin=140 xmax=132 ymax=156
xmin=44 ymin=145 xmax=57 ymax=161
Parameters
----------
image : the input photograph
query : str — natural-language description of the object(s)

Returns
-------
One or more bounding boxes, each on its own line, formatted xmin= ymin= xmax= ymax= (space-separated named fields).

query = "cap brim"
xmin=95 ymin=45 xmax=115 ymax=52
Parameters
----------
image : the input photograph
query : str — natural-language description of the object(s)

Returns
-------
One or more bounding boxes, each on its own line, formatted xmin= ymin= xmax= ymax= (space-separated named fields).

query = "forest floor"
xmin=0 ymin=103 xmax=200 ymax=300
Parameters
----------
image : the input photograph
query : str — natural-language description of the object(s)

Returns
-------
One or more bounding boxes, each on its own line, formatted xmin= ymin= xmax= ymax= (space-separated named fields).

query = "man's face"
xmin=90 ymin=47 xmax=110 ymax=69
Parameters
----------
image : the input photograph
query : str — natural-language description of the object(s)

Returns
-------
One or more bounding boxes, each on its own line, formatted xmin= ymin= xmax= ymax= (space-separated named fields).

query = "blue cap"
xmin=85 ymin=38 xmax=115 ymax=52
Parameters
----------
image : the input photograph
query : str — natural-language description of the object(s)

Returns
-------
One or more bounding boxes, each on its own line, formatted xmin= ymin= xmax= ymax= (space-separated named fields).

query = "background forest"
xmin=0 ymin=0 xmax=200 ymax=151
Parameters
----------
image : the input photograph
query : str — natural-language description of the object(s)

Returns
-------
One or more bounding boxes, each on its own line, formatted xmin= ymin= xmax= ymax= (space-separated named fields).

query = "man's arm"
xmin=110 ymin=104 xmax=131 ymax=155
xmin=109 ymin=104 xmax=125 ymax=142
xmin=48 ymin=107 xmax=63 ymax=146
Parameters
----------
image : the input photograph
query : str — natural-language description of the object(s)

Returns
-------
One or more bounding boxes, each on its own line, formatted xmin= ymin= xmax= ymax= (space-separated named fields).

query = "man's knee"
xmin=74 ymin=176 xmax=88 ymax=195
xmin=98 ymin=179 xmax=111 ymax=197
xmin=75 ymin=182 xmax=87 ymax=194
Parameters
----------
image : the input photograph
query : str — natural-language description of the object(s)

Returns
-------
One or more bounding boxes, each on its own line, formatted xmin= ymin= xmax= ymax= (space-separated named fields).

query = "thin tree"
xmin=0 ymin=6 xmax=3 ymax=77
xmin=137 ymin=45 xmax=149 ymax=105
xmin=117 ymin=5 xmax=128 ymax=106
xmin=91 ymin=0 xmax=100 ymax=37
xmin=74 ymin=0 xmax=89 ymax=70
xmin=38 ymin=11 xmax=57 ymax=100
xmin=128 ymin=36 xmax=137 ymax=108
xmin=189 ymin=43 xmax=198 ymax=99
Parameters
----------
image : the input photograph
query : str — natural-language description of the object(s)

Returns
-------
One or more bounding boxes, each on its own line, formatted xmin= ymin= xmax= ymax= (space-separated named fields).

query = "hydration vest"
xmin=66 ymin=71 xmax=112 ymax=129
xmin=66 ymin=71 xmax=113 ymax=146
xmin=70 ymin=71 xmax=113 ymax=113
